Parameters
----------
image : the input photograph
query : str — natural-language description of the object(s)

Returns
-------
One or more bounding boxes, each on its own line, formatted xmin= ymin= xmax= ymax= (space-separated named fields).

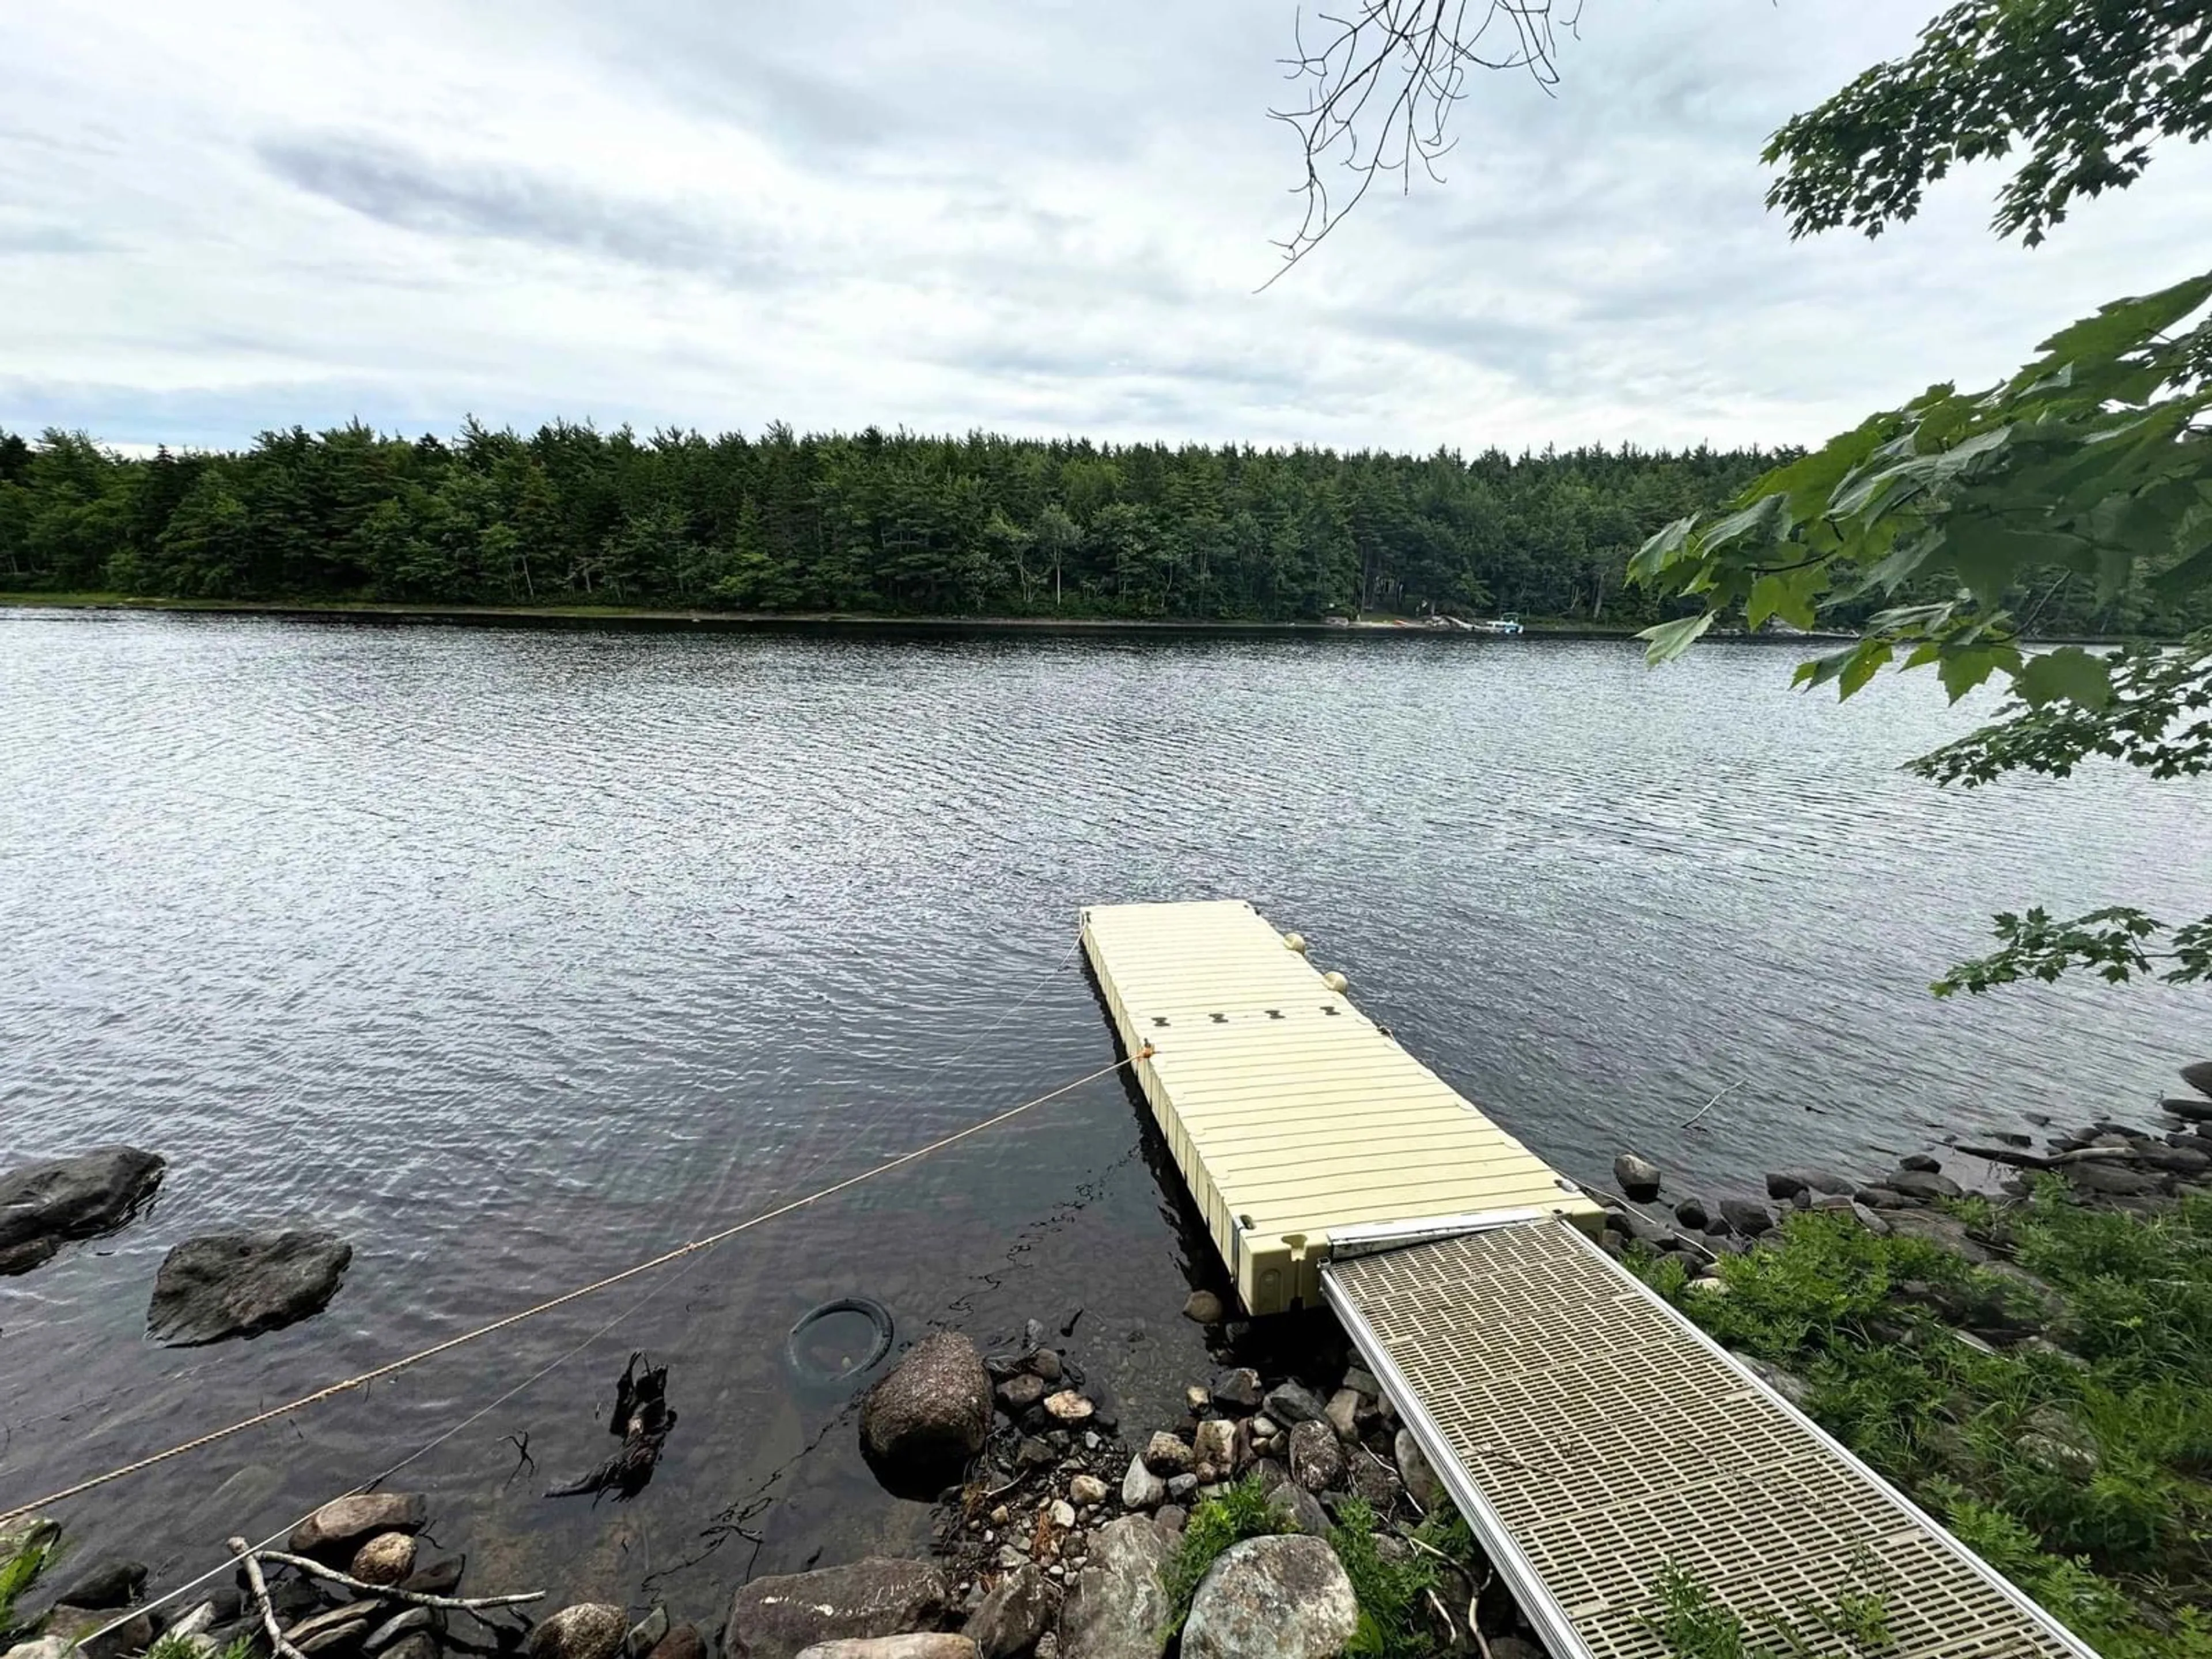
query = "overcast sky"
xmin=6 ymin=1 xmax=2210 ymax=457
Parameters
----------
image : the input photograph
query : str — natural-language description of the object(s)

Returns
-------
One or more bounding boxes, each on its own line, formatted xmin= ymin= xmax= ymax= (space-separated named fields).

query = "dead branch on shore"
xmin=248 ymin=1548 xmax=545 ymax=1622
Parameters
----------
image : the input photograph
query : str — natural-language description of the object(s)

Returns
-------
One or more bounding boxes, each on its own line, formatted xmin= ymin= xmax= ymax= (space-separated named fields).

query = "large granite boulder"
xmin=726 ymin=1559 xmax=949 ymax=1659
xmin=148 ymin=1230 xmax=351 ymax=1344
xmin=860 ymin=1334 xmax=991 ymax=1492
xmin=1057 ymin=1516 xmax=1171 ymax=1659
xmin=1179 ymin=1536 xmax=1357 ymax=1659
xmin=0 ymin=1148 xmax=164 ymax=1268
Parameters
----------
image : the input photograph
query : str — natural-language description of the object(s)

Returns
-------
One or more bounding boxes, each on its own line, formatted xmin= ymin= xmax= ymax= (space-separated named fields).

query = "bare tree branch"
xmin=1264 ymin=0 xmax=1582 ymax=286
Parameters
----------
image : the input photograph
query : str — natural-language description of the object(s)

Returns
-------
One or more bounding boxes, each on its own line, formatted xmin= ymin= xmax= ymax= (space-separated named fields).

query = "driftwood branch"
xmin=1683 ymin=1080 xmax=1742 ymax=1129
xmin=252 ymin=1547 xmax=546 ymax=1620
xmin=226 ymin=1539 xmax=310 ymax=1659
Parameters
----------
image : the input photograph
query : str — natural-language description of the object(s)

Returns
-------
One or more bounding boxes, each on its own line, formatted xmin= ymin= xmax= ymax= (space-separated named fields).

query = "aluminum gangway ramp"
xmin=1324 ymin=1221 xmax=2096 ymax=1659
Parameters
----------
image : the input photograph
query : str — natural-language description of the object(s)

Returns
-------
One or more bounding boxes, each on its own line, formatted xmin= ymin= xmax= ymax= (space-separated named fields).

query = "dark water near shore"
xmin=2 ymin=611 xmax=2206 ymax=1623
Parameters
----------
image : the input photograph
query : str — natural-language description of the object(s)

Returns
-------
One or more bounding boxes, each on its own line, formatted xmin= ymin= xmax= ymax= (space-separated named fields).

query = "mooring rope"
xmin=0 ymin=1047 xmax=1146 ymax=1531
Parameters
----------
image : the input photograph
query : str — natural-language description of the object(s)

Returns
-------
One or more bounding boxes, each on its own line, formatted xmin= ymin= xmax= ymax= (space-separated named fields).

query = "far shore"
xmin=0 ymin=591 xmax=1849 ymax=643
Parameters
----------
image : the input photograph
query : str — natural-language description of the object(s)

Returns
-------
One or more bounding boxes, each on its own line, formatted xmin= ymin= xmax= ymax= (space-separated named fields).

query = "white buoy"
xmin=1283 ymin=932 xmax=1308 ymax=955
xmin=1322 ymin=971 xmax=1349 ymax=994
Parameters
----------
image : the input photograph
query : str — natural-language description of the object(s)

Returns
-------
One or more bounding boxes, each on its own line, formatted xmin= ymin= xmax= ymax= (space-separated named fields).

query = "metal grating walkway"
xmin=1324 ymin=1221 xmax=2094 ymax=1659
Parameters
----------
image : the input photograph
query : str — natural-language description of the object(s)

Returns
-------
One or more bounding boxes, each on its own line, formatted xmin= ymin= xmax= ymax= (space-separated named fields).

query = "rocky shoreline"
xmin=8 ymin=1063 xmax=2210 ymax=1659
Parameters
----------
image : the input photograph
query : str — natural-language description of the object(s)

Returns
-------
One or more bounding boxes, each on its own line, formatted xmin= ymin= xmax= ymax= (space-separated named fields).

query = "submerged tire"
xmin=786 ymin=1296 xmax=895 ymax=1383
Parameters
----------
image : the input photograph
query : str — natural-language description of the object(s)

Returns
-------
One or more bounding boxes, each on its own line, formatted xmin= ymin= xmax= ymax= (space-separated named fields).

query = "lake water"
xmin=2 ymin=610 xmax=2206 ymax=1623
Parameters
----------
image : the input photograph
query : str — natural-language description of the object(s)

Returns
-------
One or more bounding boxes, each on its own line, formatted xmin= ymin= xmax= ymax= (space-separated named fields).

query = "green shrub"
xmin=0 ymin=1528 xmax=57 ymax=1645
xmin=1328 ymin=1496 xmax=1439 ymax=1656
xmin=1160 ymin=1473 xmax=1293 ymax=1632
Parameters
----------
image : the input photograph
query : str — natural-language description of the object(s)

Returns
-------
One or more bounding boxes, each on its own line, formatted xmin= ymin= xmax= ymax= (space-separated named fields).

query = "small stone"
xmin=1672 ymin=1197 xmax=1709 ymax=1231
xmin=1612 ymin=1153 xmax=1662 ymax=1201
xmin=1017 ymin=1437 xmax=1056 ymax=1470
xmin=1041 ymin=1391 xmax=1093 ymax=1425
xmin=625 ymin=1607 xmax=669 ymax=1659
xmin=1393 ymin=1429 xmax=1444 ymax=1512
xmin=1339 ymin=1365 xmax=1379 ymax=1402
xmin=350 ymin=1532 xmax=419 ymax=1586
xmin=1287 ymin=1420 xmax=1344 ymax=1493
xmin=1165 ymin=1472 xmax=1199 ymax=1501
xmin=1048 ymin=1499 xmax=1077 ymax=1531
xmin=2018 ymin=1407 xmax=2100 ymax=1480
xmin=365 ymin=1608 xmax=434 ymax=1652
xmin=996 ymin=1546 xmax=1028 ymax=1571
xmin=1848 ymin=1203 xmax=1892 ymax=1237
xmin=1182 ymin=1290 xmax=1226 ymax=1324
xmin=1142 ymin=1432 xmax=1192 ymax=1476
xmin=1899 ymin=1154 xmax=1942 ymax=1173
xmin=527 ymin=1605 xmax=626 ymax=1659
xmin=646 ymin=1628 xmax=704 ymax=1659
xmin=1323 ymin=1389 xmax=1359 ymax=1444
xmin=1121 ymin=1453 xmax=1166 ymax=1511
xmin=1153 ymin=1505 xmax=1187 ymax=1536
xmin=398 ymin=1557 xmax=465 ymax=1597
xmin=1248 ymin=1415 xmax=1279 ymax=1441
xmin=1191 ymin=1418 xmax=1236 ymax=1480
xmin=385 ymin=1637 xmax=439 ymax=1659
xmin=1210 ymin=1368 xmax=1263 ymax=1411
xmin=997 ymin=1374 xmax=1047 ymax=1412
xmin=1068 ymin=1474 xmax=1108 ymax=1506
xmin=1184 ymin=1386 xmax=1210 ymax=1413
xmin=1262 ymin=1381 xmax=1326 ymax=1427
xmin=1025 ymin=1350 xmax=1063 ymax=1383
xmin=1765 ymin=1167 xmax=1854 ymax=1202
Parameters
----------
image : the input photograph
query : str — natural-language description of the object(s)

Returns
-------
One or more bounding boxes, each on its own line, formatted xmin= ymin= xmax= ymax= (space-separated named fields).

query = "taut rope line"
xmin=0 ymin=1048 xmax=1147 ymax=1530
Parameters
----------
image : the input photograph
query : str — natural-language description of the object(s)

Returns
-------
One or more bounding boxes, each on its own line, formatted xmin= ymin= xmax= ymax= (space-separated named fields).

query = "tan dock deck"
xmin=1080 ymin=899 xmax=1603 ymax=1315
xmin=1082 ymin=899 xmax=2097 ymax=1659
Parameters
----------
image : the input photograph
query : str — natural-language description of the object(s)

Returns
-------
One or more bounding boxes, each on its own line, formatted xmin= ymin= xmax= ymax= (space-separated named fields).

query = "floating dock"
xmin=1080 ymin=899 xmax=1602 ymax=1315
xmin=1082 ymin=899 xmax=2097 ymax=1659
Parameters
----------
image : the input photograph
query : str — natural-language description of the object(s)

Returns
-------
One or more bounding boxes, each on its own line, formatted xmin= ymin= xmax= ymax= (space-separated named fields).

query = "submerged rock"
xmin=1180 ymin=1536 xmax=1357 ymax=1659
xmin=147 ymin=1229 xmax=351 ymax=1345
xmin=0 ymin=1147 xmax=165 ymax=1262
xmin=727 ymin=1560 xmax=949 ymax=1659
xmin=51 ymin=1560 xmax=146 ymax=1611
xmin=861 ymin=1332 xmax=992 ymax=1488
xmin=289 ymin=1492 xmax=426 ymax=1556
xmin=1181 ymin=1290 xmax=1224 ymax=1324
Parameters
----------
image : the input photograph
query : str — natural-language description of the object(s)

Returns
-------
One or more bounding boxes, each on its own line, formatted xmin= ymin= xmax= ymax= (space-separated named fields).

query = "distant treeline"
xmin=0 ymin=422 xmax=2198 ymax=632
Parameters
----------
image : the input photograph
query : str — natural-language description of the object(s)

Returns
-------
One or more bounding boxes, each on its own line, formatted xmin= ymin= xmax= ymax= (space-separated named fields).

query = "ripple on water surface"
xmin=1 ymin=611 xmax=2205 ymax=1612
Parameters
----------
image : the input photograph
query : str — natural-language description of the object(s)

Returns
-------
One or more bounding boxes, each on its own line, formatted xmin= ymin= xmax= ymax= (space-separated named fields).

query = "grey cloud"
xmin=257 ymin=133 xmax=791 ymax=287
xmin=0 ymin=222 xmax=109 ymax=254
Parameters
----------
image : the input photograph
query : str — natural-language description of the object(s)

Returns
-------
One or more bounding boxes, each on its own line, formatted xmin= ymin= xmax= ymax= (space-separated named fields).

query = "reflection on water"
xmin=2 ymin=612 xmax=2205 ymax=1623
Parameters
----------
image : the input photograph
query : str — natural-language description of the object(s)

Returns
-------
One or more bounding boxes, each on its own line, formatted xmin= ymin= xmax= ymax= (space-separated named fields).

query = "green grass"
xmin=1644 ymin=1560 xmax=1894 ymax=1659
xmin=1330 ymin=1497 xmax=1441 ymax=1656
xmin=1638 ymin=1182 xmax=2212 ymax=1658
xmin=1160 ymin=1473 xmax=1294 ymax=1633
